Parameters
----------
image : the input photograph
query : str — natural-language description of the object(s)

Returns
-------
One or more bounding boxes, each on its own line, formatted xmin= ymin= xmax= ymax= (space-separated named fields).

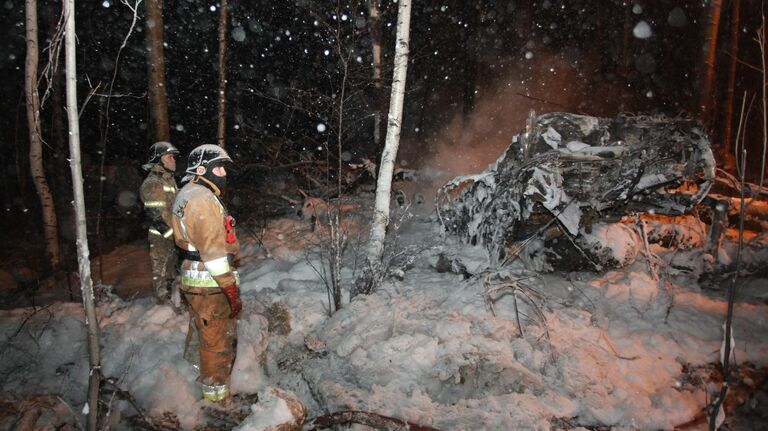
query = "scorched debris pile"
xmin=437 ymin=112 xmax=716 ymax=270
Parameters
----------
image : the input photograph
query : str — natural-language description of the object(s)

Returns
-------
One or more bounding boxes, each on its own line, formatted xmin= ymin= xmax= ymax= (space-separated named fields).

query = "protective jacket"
xmin=140 ymin=164 xmax=177 ymax=238
xmin=140 ymin=164 xmax=178 ymax=301
xmin=171 ymin=176 xmax=240 ymax=402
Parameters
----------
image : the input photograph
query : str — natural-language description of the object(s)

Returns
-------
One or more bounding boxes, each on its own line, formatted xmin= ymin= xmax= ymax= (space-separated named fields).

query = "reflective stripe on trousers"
xmin=202 ymin=383 xmax=229 ymax=402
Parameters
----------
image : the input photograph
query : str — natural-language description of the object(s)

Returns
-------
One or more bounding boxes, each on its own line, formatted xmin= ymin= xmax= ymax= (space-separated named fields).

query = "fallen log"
xmin=305 ymin=410 xmax=441 ymax=431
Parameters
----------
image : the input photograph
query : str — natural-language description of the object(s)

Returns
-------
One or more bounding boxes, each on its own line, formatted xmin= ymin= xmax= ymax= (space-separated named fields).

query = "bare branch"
xmin=307 ymin=410 xmax=441 ymax=431
xmin=483 ymin=271 xmax=549 ymax=340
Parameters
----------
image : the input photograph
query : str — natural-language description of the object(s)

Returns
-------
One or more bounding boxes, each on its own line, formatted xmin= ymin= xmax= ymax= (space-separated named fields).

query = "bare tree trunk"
xmin=708 ymin=146 xmax=746 ymax=431
xmin=308 ymin=410 xmax=440 ymax=431
xmin=758 ymin=17 xmax=767 ymax=189
xmin=46 ymin=0 xmax=74 ymax=277
xmin=145 ymin=0 xmax=170 ymax=142
xmin=26 ymin=0 xmax=61 ymax=272
xmin=700 ymin=0 xmax=723 ymax=127
xmin=368 ymin=0 xmax=383 ymax=150
xmin=63 ymin=0 xmax=101 ymax=428
xmin=48 ymin=1 xmax=71 ymax=212
xmin=216 ymin=0 xmax=228 ymax=148
xmin=331 ymin=13 xmax=350 ymax=311
xmin=365 ymin=0 xmax=412 ymax=283
xmin=722 ymin=0 xmax=740 ymax=170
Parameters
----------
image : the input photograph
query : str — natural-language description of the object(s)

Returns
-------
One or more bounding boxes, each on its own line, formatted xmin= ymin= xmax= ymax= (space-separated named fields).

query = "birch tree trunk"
xmin=364 ymin=0 xmax=412 ymax=286
xmin=368 ymin=0 xmax=383 ymax=149
xmin=145 ymin=0 xmax=170 ymax=142
xmin=700 ymin=0 xmax=723 ymax=127
xmin=216 ymin=0 xmax=228 ymax=148
xmin=26 ymin=0 xmax=60 ymax=272
xmin=63 ymin=0 xmax=101 ymax=428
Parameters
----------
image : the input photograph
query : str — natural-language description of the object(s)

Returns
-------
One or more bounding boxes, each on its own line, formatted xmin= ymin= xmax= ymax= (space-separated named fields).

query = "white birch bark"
xmin=25 ymin=0 xmax=61 ymax=271
xmin=63 ymin=1 xmax=101 ymax=428
xmin=366 ymin=0 xmax=412 ymax=273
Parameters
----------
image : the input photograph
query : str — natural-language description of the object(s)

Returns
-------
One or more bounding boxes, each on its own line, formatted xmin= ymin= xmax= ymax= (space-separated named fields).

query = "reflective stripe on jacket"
xmin=140 ymin=165 xmax=178 ymax=235
xmin=171 ymin=179 xmax=240 ymax=288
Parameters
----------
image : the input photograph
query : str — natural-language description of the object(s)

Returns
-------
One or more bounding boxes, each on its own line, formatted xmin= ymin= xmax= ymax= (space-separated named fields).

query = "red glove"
xmin=221 ymin=283 xmax=242 ymax=318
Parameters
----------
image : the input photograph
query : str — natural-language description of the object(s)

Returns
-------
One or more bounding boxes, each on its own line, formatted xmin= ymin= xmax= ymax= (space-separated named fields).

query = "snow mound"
xmin=1 ymin=218 xmax=767 ymax=430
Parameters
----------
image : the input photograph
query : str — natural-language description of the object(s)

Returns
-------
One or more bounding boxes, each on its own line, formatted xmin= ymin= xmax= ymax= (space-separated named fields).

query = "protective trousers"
xmin=182 ymin=285 xmax=237 ymax=401
xmin=148 ymin=233 xmax=177 ymax=301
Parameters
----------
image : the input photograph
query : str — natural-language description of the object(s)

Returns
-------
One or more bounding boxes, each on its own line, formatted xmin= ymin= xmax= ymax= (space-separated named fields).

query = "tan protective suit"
xmin=139 ymin=164 xmax=178 ymax=302
xmin=171 ymin=176 xmax=240 ymax=402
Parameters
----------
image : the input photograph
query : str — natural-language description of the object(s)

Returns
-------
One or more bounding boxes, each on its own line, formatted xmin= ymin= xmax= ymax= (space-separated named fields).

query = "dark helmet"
xmin=184 ymin=144 xmax=233 ymax=178
xmin=147 ymin=141 xmax=179 ymax=165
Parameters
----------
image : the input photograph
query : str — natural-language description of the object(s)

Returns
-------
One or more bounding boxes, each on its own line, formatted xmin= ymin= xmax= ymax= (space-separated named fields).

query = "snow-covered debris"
xmin=0 ymin=215 xmax=767 ymax=430
xmin=437 ymin=112 xmax=715 ymax=269
xmin=234 ymin=386 xmax=306 ymax=431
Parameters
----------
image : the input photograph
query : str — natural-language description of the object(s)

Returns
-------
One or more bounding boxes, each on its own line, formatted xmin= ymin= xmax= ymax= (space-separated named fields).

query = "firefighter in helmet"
xmin=139 ymin=141 xmax=180 ymax=304
xmin=171 ymin=144 xmax=241 ymax=402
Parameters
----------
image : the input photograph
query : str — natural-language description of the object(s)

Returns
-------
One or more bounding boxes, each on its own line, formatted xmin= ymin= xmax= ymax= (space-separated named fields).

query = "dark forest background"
xmin=0 ymin=0 xmax=766 ymax=277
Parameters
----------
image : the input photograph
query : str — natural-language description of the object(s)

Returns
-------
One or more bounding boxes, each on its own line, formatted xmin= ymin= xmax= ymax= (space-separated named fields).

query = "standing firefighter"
xmin=140 ymin=141 xmax=180 ymax=304
xmin=171 ymin=144 xmax=241 ymax=402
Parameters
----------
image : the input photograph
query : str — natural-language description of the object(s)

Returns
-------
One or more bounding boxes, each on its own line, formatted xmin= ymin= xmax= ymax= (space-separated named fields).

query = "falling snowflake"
xmin=667 ymin=7 xmax=687 ymax=27
xmin=633 ymin=21 xmax=652 ymax=39
xmin=232 ymin=27 xmax=246 ymax=42
xmin=317 ymin=123 xmax=327 ymax=133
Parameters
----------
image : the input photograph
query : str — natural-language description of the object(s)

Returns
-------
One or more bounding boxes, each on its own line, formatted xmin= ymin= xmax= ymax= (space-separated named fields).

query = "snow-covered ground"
xmin=1 ymin=203 xmax=767 ymax=430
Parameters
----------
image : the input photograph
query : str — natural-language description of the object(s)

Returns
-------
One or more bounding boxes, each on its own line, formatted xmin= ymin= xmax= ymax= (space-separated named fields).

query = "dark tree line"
xmin=1 ymin=0 xmax=766 ymax=274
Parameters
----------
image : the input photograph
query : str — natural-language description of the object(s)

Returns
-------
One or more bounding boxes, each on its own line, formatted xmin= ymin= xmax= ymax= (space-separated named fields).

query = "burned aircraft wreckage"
xmin=437 ymin=112 xmax=716 ymax=271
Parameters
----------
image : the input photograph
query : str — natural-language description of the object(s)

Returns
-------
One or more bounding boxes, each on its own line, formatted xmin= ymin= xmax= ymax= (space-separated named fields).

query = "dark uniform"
xmin=139 ymin=142 xmax=179 ymax=303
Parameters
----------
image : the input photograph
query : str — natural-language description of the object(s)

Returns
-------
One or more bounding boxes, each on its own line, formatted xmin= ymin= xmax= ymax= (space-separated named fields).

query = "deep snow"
xmin=1 ymin=204 xmax=767 ymax=430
